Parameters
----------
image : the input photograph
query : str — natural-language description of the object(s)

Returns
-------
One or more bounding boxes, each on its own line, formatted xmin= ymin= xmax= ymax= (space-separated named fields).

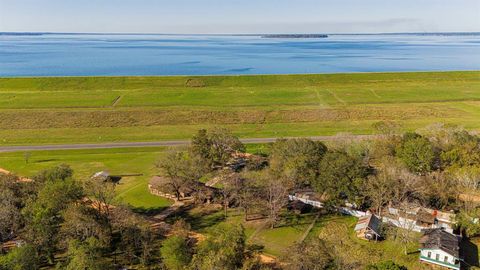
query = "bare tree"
xmin=156 ymin=149 xmax=207 ymax=200
xmin=388 ymin=201 xmax=420 ymax=255
xmin=259 ymin=172 xmax=291 ymax=228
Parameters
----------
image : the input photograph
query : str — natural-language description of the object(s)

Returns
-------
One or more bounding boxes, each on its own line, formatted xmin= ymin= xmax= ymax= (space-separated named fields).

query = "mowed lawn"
xmin=0 ymin=147 xmax=173 ymax=210
xmin=0 ymin=71 xmax=479 ymax=145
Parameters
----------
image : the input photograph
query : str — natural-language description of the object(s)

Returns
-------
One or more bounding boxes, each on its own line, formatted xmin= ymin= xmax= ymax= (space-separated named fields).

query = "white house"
xmin=419 ymin=228 xmax=461 ymax=270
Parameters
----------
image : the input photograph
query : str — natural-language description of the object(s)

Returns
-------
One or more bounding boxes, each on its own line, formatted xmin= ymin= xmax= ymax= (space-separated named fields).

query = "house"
xmin=149 ymin=176 xmax=218 ymax=203
xmin=386 ymin=205 xmax=455 ymax=233
xmin=354 ymin=214 xmax=382 ymax=241
xmin=419 ymin=228 xmax=461 ymax=270
xmin=288 ymin=189 xmax=326 ymax=208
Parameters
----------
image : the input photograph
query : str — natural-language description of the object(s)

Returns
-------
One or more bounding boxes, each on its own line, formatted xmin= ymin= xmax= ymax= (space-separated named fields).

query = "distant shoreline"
xmin=262 ymin=34 xmax=328 ymax=38
xmin=1 ymin=32 xmax=479 ymax=36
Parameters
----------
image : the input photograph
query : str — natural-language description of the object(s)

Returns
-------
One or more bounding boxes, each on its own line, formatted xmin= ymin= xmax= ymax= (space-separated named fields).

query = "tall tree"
xmin=190 ymin=128 xmax=245 ymax=169
xmin=314 ymin=151 xmax=370 ymax=206
xmin=0 ymin=174 xmax=23 ymax=243
xmin=111 ymin=206 xmax=155 ymax=266
xmin=156 ymin=150 xmax=207 ymax=200
xmin=269 ymin=138 xmax=327 ymax=187
xmin=60 ymin=203 xmax=111 ymax=248
xmin=160 ymin=235 xmax=192 ymax=270
xmin=396 ymin=133 xmax=436 ymax=174
xmin=60 ymin=237 xmax=110 ymax=270
xmin=22 ymin=177 xmax=84 ymax=263
xmin=191 ymin=223 xmax=246 ymax=270
xmin=285 ymin=237 xmax=333 ymax=270
xmin=259 ymin=171 xmax=291 ymax=228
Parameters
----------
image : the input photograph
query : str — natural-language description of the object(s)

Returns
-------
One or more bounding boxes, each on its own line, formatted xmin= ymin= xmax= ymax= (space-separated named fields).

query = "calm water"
xmin=1 ymin=33 xmax=479 ymax=77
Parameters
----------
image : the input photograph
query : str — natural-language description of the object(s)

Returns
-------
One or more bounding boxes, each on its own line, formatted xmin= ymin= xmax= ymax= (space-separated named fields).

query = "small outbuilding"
xmin=419 ymin=228 xmax=461 ymax=270
xmin=354 ymin=214 xmax=382 ymax=241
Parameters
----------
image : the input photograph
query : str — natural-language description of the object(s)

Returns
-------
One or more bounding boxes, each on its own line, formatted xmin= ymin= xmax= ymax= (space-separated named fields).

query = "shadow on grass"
xmin=130 ymin=206 xmax=169 ymax=216
xmin=35 ymin=159 xmax=58 ymax=163
xmin=166 ymin=204 xmax=226 ymax=231
xmin=461 ymin=238 xmax=479 ymax=269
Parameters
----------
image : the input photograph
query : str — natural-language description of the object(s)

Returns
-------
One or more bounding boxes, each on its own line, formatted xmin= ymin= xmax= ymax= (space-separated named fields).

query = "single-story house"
xmin=419 ymin=228 xmax=461 ymax=270
xmin=354 ymin=214 xmax=382 ymax=241
xmin=149 ymin=176 xmax=218 ymax=203
xmin=387 ymin=205 xmax=455 ymax=233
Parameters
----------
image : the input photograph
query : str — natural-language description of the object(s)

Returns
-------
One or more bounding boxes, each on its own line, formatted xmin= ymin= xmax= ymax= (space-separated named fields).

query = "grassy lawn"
xmin=0 ymin=147 xmax=173 ymax=210
xmin=177 ymin=208 xmax=432 ymax=267
xmin=307 ymin=215 xmax=429 ymax=269
xmin=1 ymin=71 xmax=479 ymax=146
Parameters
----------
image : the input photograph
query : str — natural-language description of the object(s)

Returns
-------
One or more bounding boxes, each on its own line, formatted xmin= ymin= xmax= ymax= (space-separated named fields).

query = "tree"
xmin=191 ymin=223 xmax=246 ymax=270
xmin=0 ymin=174 xmax=23 ymax=243
xmin=441 ymin=140 xmax=480 ymax=168
xmin=83 ymin=176 xmax=117 ymax=240
xmin=0 ymin=244 xmax=39 ymax=270
xmin=396 ymin=133 xmax=436 ymax=174
xmin=388 ymin=201 xmax=419 ymax=255
xmin=269 ymin=138 xmax=327 ymax=187
xmin=156 ymin=150 xmax=207 ymax=200
xmin=190 ymin=128 xmax=245 ymax=169
xmin=32 ymin=164 xmax=73 ymax=183
xmin=160 ymin=235 xmax=192 ymax=270
xmin=455 ymin=208 xmax=480 ymax=237
xmin=60 ymin=203 xmax=111 ymax=248
xmin=285 ymin=238 xmax=333 ymax=270
xmin=60 ymin=237 xmax=110 ymax=270
xmin=260 ymin=172 xmax=290 ymax=228
xmin=364 ymin=160 xmax=398 ymax=215
xmin=22 ymin=177 xmax=84 ymax=262
xmin=366 ymin=260 xmax=407 ymax=270
xmin=314 ymin=151 xmax=370 ymax=206
xmin=111 ymin=206 xmax=155 ymax=266
xmin=218 ymin=171 xmax=244 ymax=218
xmin=418 ymin=171 xmax=458 ymax=209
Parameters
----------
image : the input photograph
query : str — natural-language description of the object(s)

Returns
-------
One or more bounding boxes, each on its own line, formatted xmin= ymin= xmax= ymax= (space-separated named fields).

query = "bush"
xmin=185 ymin=78 xmax=206 ymax=87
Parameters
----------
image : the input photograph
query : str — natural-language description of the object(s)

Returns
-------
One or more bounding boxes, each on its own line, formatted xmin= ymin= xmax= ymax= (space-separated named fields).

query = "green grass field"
xmin=1 ymin=71 xmax=479 ymax=145
xmin=0 ymin=147 xmax=173 ymax=210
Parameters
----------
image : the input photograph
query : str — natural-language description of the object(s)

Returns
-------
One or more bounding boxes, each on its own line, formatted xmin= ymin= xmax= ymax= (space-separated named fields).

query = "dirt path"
xmin=298 ymin=213 xmax=320 ymax=243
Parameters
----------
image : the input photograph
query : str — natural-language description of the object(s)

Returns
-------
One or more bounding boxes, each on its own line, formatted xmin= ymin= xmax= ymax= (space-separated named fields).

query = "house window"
xmin=436 ymin=254 xmax=440 ymax=261
xmin=444 ymin=256 xmax=448 ymax=262
xmin=427 ymin=251 xmax=431 ymax=258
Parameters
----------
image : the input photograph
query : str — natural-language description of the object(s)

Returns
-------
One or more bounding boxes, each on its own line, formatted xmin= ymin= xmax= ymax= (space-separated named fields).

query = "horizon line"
xmin=1 ymin=31 xmax=480 ymax=36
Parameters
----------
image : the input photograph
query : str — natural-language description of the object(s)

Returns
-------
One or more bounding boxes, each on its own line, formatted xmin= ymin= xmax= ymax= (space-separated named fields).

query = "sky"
xmin=1 ymin=0 xmax=479 ymax=34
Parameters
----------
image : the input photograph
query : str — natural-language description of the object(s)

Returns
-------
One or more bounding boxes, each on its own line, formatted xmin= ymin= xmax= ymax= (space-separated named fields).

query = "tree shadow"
xmin=461 ymin=238 xmax=479 ymax=269
xmin=167 ymin=204 xmax=225 ymax=231
xmin=34 ymin=159 xmax=58 ymax=163
xmin=130 ymin=206 xmax=168 ymax=216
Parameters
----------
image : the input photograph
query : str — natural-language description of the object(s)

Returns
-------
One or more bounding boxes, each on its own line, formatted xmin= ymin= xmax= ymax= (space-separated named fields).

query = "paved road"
xmin=0 ymin=135 xmax=377 ymax=153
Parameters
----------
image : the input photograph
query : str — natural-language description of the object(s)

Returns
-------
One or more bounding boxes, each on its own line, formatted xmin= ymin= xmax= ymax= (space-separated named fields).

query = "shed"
xmin=354 ymin=214 xmax=382 ymax=241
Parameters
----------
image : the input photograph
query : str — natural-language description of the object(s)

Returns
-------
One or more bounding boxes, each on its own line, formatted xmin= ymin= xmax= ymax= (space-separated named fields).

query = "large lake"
xmin=1 ymin=33 xmax=479 ymax=77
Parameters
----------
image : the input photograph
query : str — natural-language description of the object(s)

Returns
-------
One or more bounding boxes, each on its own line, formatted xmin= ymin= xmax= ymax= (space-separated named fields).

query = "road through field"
xmin=0 ymin=135 xmax=377 ymax=153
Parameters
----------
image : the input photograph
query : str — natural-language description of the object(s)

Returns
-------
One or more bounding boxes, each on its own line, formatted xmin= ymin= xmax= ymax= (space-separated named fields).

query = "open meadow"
xmin=1 ymin=71 xmax=480 ymax=146
xmin=0 ymin=147 xmax=173 ymax=210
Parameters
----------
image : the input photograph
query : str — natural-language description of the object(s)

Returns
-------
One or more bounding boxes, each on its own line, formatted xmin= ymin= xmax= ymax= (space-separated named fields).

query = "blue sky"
xmin=1 ymin=0 xmax=479 ymax=33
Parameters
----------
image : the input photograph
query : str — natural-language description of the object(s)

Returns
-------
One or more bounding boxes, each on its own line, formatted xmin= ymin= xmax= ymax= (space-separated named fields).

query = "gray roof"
xmin=420 ymin=229 xmax=460 ymax=258
xmin=354 ymin=214 xmax=382 ymax=236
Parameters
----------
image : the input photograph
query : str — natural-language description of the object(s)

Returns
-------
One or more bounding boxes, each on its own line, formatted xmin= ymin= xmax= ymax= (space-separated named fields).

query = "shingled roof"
xmin=419 ymin=228 xmax=460 ymax=257
xmin=354 ymin=214 xmax=382 ymax=236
